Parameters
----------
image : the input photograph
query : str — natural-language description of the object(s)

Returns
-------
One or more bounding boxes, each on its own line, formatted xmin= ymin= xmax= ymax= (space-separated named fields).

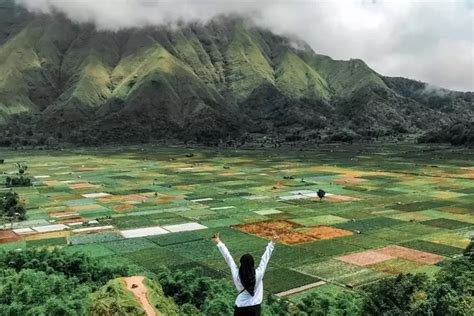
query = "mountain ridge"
xmin=0 ymin=0 xmax=472 ymax=146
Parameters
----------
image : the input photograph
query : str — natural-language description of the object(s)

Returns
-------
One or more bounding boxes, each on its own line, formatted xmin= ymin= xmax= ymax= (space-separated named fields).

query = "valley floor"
xmin=0 ymin=144 xmax=473 ymax=298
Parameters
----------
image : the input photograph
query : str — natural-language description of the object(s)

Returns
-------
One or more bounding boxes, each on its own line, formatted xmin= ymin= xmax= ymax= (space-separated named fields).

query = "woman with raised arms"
xmin=212 ymin=231 xmax=278 ymax=316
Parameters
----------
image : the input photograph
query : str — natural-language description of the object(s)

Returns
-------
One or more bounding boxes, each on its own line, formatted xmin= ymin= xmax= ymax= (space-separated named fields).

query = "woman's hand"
xmin=271 ymin=231 xmax=280 ymax=243
xmin=211 ymin=232 xmax=220 ymax=244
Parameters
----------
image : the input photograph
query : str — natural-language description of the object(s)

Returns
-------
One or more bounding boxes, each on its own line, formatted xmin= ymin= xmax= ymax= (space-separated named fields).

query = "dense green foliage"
xmin=158 ymin=267 xmax=236 ymax=315
xmin=296 ymin=291 xmax=365 ymax=316
xmin=5 ymin=175 xmax=32 ymax=187
xmin=0 ymin=1 xmax=471 ymax=146
xmin=0 ymin=269 xmax=90 ymax=316
xmin=0 ymin=249 xmax=130 ymax=315
xmin=419 ymin=121 xmax=474 ymax=146
xmin=0 ymin=190 xmax=26 ymax=221
xmin=0 ymin=249 xmax=128 ymax=285
xmin=363 ymin=273 xmax=430 ymax=314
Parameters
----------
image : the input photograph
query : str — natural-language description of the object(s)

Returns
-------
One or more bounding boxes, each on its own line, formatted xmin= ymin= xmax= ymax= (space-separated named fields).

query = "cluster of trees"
xmin=0 ymin=249 xmax=130 ymax=315
xmin=0 ymin=191 xmax=27 ymax=223
xmin=5 ymin=176 xmax=31 ymax=187
xmin=158 ymin=268 xmax=236 ymax=314
xmin=4 ymin=163 xmax=32 ymax=187
xmin=419 ymin=121 xmax=474 ymax=146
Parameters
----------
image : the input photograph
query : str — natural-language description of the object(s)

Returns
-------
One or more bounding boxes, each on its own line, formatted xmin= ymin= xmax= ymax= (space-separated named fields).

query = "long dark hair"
xmin=239 ymin=253 xmax=256 ymax=296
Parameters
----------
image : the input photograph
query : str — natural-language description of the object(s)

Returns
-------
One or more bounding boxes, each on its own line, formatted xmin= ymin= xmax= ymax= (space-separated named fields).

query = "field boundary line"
xmin=275 ymin=281 xmax=326 ymax=297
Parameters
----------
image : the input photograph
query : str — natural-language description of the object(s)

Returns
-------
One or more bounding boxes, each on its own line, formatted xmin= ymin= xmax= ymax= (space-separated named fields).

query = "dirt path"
xmin=123 ymin=276 xmax=158 ymax=316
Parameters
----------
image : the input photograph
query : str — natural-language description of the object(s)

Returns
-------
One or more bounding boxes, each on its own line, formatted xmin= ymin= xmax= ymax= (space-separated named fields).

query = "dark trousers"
xmin=234 ymin=304 xmax=261 ymax=316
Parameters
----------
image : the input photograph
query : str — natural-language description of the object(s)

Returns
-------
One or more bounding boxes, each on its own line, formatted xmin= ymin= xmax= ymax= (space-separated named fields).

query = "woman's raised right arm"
xmin=216 ymin=241 xmax=239 ymax=280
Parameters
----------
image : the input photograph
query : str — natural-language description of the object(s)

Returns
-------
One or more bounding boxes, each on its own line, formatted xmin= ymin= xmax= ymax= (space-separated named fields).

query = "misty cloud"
xmin=16 ymin=0 xmax=474 ymax=91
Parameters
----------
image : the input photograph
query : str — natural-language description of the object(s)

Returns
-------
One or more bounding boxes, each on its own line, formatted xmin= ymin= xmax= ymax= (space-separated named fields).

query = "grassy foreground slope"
xmin=0 ymin=0 xmax=472 ymax=145
xmin=88 ymin=277 xmax=179 ymax=316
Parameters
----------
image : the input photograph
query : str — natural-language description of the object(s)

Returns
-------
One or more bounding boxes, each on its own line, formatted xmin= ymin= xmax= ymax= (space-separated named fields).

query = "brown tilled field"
xmin=48 ymin=211 xmax=80 ymax=218
xmin=278 ymin=232 xmax=316 ymax=244
xmin=57 ymin=217 xmax=86 ymax=224
xmin=337 ymin=250 xmax=395 ymax=266
xmin=0 ymin=230 xmax=21 ymax=244
xmin=100 ymin=194 xmax=148 ymax=203
xmin=113 ymin=204 xmax=135 ymax=213
xmin=377 ymin=246 xmax=445 ymax=265
xmin=326 ymin=195 xmax=361 ymax=202
xmin=305 ymin=226 xmax=353 ymax=240
xmin=70 ymin=204 xmax=103 ymax=212
xmin=235 ymin=221 xmax=353 ymax=244
xmin=69 ymin=182 xmax=99 ymax=189
xmin=337 ymin=245 xmax=446 ymax=267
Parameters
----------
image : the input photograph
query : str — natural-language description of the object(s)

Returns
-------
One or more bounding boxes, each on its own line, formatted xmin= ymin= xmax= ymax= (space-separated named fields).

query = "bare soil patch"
xmin=326 ymin=195 xmax=360 ymax=202
xmin=113 ymin=204 xmax=135 ymax=213
xmin=70 ymin=204 xmax=103 ymax=212
xmin=335 ymin=177 xmax=368 ymax=185
xmin=123 ymin=276 xmax=158 ymax=316
xmin=176 ymin=185 xmax=193 ymax=190
xmin=234 ymin=220 xmax=303 ymax=244
xmin=44 ymin=180 xmax=61 ymax=186
xmin=0 ymin=230 xmax=21 ymax=244
xmin=305 ymin=226 xmax=353 ymax=240
xmin=272 ymin=181 xmax=286 ymax=190
xmin=69 ymin=182 xmax=99 ymax=190
xmin=49 ymin=211 xmax=80 ymax=218
xmin=102 ymin=194 xmax=148 ymax=203
xmin=279 ymin=232 xmax=316 ymax=244
xmin=57 ymin=217 xmax=85 ymax=224
xmin=376 ymin=245 xmax=445 ymax=265
xmin=441 ymin=207 xmax=470 ymax=215
xmin=156 ymin=195 xmax=179 ymax=204
xmin=234 ymin=221 xmax=352 ymax=244
xmin=337 ymin=250 xmax=394 ymax=266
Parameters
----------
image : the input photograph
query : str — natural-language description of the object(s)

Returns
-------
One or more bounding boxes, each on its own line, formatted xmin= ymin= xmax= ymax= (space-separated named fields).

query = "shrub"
xmin=5 ymin=176 xmax=32 ymax=187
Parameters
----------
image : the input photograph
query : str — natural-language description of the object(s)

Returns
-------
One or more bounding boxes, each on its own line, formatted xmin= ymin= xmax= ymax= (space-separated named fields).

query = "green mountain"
xmin=0 ymin=0 xmax=472 ymax=146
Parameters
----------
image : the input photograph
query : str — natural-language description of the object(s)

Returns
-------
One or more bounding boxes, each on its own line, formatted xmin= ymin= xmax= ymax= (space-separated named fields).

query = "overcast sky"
xmin=16 ymin=0 xmax=474 ymax=91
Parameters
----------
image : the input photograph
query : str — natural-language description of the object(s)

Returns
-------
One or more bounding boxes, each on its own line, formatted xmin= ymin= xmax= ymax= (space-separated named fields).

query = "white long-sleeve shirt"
xmin=217 ymin=241 xmax=275 ymax=307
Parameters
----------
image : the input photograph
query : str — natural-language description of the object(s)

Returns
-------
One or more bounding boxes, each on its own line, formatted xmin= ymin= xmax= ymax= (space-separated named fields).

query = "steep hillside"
xmin=88 ymin=277 xmax=179 ymax=316
xmin=0 ymin=0 xmax=472 ymax=146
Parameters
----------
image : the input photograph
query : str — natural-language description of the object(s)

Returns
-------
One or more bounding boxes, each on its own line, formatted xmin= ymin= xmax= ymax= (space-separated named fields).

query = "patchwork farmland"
xmin=0 ymin=144 xmax=473 ymax=298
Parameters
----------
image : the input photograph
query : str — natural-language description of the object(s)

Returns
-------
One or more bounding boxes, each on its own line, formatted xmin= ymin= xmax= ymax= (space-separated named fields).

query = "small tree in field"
xmin=317 ymin=189 xmax=326 ymax=201
xmin=15 ymin=162 xmax=28 ymax=175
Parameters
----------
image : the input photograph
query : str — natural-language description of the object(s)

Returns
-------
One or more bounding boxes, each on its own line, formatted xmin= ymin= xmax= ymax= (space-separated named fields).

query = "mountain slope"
xmin=0 ymin=0 xmax=472 ymax=146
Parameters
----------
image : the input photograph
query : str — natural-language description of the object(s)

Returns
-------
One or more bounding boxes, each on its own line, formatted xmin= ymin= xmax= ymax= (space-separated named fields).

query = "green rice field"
xmin=1 ymin=144 xmax=473 ymax=298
